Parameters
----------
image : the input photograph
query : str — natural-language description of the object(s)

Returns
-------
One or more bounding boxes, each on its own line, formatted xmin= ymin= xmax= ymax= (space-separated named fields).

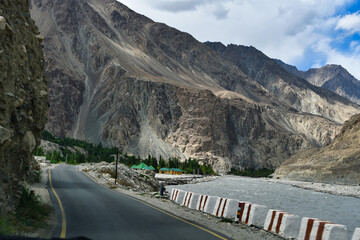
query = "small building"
xmin=159 ymin=168 xmax=170 ymax=174
xmin=159 ymin=168 xmax=183 ymax=175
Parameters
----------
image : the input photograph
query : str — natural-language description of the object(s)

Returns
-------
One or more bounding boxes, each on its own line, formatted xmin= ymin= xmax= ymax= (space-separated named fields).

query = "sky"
xmin=117 ymin=0 xmax=360 ymax=79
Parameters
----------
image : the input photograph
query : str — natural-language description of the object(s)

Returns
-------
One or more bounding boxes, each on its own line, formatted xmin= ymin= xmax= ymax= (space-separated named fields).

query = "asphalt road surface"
xmin=48 ymin=165 xmax=229 ymax=240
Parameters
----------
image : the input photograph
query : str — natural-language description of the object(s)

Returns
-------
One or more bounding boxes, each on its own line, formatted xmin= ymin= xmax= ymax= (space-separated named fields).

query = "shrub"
xmin=228 ymin=167 xmax=274 ymax=178
xmin=0 ymin=187 xmax=52 ymax=235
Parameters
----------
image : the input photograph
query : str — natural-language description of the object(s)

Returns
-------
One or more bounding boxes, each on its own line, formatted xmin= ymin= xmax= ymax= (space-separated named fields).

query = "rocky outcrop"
xmin=40 ymin=140 xmax=87 ymax=157
xmin=29 ymin=0 xmax=350 ymax=173
xmin=206 ymin=42 xmax=359 ymax=124
xmin=80 ymin=162 xmax=160 ymax=192
xmin=274 ymin=113 xmax=360 ymax=185
xmin=276 ymin=60 xmax=360 ymax=106
xmin=0 ymin=0 xmax=48 ymax=214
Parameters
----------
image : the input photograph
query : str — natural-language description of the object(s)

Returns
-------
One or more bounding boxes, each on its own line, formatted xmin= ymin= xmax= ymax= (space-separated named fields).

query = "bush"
xmin=228 ymin=167 xmax=274 ymax=178
xmin=220 ymin=218 xmax=233 ymax=223
xmin=0 ymin=187 xmax=52 ymax=235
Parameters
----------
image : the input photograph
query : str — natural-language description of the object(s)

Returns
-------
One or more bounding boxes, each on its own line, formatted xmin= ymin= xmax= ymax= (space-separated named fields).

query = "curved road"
xmin=48 ymin=165 xmax=229 ymax=240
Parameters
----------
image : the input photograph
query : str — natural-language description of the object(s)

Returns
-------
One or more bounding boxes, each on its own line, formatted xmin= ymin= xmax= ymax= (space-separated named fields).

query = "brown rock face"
xmin=0 ymin=0 xmax=48 ymax=214
xmin=207 ymin=42 xmax=359 ymax=124
xmin=29 ymin=0 xmax=349 ymax=173
xmin=274 ymin=114 xmax=360 ymax=185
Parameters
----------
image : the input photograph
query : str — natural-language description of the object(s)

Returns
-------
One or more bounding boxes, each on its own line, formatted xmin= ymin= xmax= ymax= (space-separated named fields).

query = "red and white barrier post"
xmin=212 ymin=198 xmax=239 ymax=219
xmin=196 ymin=194 xmax=210 ymax=211
xmin=298 ymin=217 xmax=347 ymax=240
xmin=235 ymin=202 xmax=268 ymax=227
xmin=264 ymin=209 xmax=300 ymax=239
xmin=352 ymin=228 xmax=360 ymax=240
xmin=170 ymin=189 xmax=180 ymax=201
xmin=196 ymin=194 xmax=217 ymax=213
xmin=175 ymin=190 xmax=186 ymax=205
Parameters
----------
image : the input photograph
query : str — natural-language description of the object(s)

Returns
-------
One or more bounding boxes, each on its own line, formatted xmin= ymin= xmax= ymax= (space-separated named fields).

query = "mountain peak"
xmin=276 ymin=60 xmax=360 ymax=105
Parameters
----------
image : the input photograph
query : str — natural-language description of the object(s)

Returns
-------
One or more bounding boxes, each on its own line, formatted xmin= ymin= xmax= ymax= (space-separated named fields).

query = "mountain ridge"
xmin=206 ymin=42 xmax=359 ymax=124
xmin=276 ymin=59 xmax=360 ymax=105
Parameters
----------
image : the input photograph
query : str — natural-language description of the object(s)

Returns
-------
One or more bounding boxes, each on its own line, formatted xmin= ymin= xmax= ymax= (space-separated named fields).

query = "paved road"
xmin=48 ymin=165 xmax=228 ymax=240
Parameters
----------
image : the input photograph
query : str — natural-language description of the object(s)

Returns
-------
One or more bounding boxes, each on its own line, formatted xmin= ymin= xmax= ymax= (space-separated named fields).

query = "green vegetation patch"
xmin=220 ymin=218 xmax=233 ymax=223
xmin=0 ymin=187 xmax=52 ymax=235
xmin=40 ymin=130 xmax=115 ymax=164
xmin=38 ymin=130 xmax=215 ymax=175
xmin=228 ymin=167 xmax=274 ymax=178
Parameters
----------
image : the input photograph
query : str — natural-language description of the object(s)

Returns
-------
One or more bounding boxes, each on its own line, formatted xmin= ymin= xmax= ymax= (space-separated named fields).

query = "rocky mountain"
xmin=274 ymin=113 xmax=360 ymax=185
xmin=206 ymin=42 xmax=359 ymax=124
xmin=0 ymin=0 xmax=48 ymax=214
xmin=276 ymin=60 xmax=360 ymax=105
xmin=29 ymin=0 xmax=358 ymax=172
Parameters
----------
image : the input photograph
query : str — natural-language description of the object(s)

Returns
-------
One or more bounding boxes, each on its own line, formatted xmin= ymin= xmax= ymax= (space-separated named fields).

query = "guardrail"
xmin=169 ymin=188 xmax=355 ymax=240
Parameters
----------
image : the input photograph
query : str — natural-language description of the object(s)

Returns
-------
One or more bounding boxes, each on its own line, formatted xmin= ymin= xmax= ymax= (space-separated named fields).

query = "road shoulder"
xmin=24 ymin=163 xmax=57 ymax=239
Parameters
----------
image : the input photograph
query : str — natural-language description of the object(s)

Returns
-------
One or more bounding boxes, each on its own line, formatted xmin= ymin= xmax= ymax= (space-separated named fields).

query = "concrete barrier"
xmin=181 ymin=192 xmax=192 ymax=206
xmin=352 ymin=228 xmax=360 ymax=240
xmin=196 ymin=194 xmax=210 ymax=211
xmin=203 ymin=196 xmax=219 ymax=214
xmin=235 ymin=202 xmax=267 ymax=227
xmin=170 ymin=188 xmax=185 ymax=204
xmin=212 ymin=197 xmax=239 ymax=219
xmin=170 ymin=188 xmax=180 ymax=201
xmin=175 ymin=190 xmax=186 ymax=205
xmin=196 ymin=194 xmax=217 ymax=213
xmin=298 ymin=217 xmax=347 ymax=240
xmin=264 ymin=209 xmax=300 ymax=239
xmin=181 ymin=192 xmax=201 ymax=209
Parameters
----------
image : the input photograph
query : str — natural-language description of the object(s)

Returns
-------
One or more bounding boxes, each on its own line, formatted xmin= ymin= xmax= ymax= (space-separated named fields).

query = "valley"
xmin=29 ymin=0 xmax=360 ymax=175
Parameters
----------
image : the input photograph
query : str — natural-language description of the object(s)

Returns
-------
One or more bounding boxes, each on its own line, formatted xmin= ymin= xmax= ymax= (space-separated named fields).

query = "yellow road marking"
xmin=49 ymin=169 xmax=66 ymax=239
xmin=83 ymin=172 xmax=227 ymax=240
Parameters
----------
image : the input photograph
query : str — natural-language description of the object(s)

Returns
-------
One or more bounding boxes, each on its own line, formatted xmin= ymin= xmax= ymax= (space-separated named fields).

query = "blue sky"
xmin=118 ymin=0 xmax=360 ymax=79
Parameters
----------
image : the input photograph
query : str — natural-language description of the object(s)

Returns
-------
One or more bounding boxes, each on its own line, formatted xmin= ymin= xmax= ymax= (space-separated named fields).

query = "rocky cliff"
xmin=274 ymin=114 xmax=360 ymax=185
xmin=29 ymin=0 xmax=354 ymax=173
xmin=0 ymin=0 xmax=48 ymax=214
xmin=276 ymin=60 xmax=360 ymax=106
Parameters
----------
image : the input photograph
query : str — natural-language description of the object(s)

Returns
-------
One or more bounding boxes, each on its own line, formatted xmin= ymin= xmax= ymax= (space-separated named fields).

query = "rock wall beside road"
xmin=0 ymin=0 xmax=48 ymax=214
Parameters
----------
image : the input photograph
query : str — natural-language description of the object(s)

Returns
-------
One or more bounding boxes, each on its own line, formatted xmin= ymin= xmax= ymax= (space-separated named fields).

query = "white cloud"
xmin=336 ymin=11 xmax=360 ymax=34
xmin=314 ymin=37 xmax=360 ymax=78
xmin=117 ymin=0 xmax=360 ymax=79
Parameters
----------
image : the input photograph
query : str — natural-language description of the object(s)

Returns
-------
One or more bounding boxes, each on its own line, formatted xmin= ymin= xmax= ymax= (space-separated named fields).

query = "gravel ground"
xmin=265 ymin=178 xmax=360 ymax=199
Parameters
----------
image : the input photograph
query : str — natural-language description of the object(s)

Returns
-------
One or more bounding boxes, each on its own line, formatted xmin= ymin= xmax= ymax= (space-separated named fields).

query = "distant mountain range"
xmin=276 ymin=60 xmax=360 ymax=105
xmin=206 ymin=42 xmax=359 ymax=123
xmin=29 ymin=0 xmax=359 ymax=173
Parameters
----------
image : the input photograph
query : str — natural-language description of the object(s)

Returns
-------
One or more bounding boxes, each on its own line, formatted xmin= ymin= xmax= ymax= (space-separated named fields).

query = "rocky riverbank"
xmin=155 ymin=173 xmax=219 ymax=185
xmin=266 ymin=178 xmax=360 ymax=199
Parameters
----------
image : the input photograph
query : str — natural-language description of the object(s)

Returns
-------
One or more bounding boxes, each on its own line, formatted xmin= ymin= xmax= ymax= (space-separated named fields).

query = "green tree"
xmin=34 ymin=146 xmax=44 ymax=156
xmin=159 ymin=156 xmax=166 ymax=169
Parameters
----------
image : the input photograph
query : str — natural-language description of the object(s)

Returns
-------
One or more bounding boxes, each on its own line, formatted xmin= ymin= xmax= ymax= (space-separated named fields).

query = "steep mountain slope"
xmin=276 ymin=60 xmax=360 ymax=105
xmin=30 ymin=0 xmax=346 ymax=172
xmin=206 ymin=42 xmax=359 ymax=124
xmin=0 ymin=0 xmax=48 ymax=214
xmin=274 ymin=113 xmax=360 ymax=185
